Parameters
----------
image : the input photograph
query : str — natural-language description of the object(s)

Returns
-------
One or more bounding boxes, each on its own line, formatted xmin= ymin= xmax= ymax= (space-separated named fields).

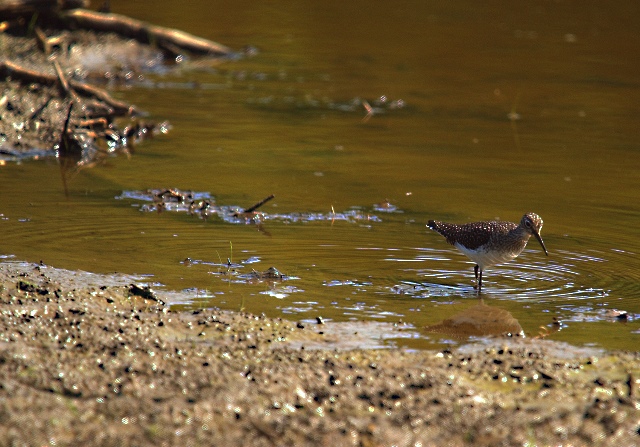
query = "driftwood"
xmin=59 ymin=9 xmax=234 ymax=57
xmin=1 ymin=1 xmax=233 ymax=58
xmin=0 ymin=60 xmax=135 ymax=116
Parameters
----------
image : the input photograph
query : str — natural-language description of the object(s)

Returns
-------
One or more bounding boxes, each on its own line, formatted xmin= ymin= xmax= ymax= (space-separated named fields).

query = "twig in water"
xmin=243 ymin=194 xmax=275 ymax=213
xmin=361 ymin=99 xmax=374 ymax=123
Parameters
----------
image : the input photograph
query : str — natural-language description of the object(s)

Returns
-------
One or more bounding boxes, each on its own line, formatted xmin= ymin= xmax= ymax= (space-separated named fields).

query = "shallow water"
xmin=2 ymin=0 xmax=639 ymax=350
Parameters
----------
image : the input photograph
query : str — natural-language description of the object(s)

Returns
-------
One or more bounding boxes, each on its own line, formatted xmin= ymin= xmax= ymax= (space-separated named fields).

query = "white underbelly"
xmin=454 ymin=242 xmax=519 ymax=270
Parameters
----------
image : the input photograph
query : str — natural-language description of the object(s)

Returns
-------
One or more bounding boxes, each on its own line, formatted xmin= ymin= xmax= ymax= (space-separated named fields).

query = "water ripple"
xmin=392 ymin=246 xmax=640 ymax=303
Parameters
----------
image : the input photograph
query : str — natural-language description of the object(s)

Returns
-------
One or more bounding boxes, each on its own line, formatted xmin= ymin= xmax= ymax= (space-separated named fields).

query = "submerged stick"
xmin=243 ymin=194 xmax=275 ymax=213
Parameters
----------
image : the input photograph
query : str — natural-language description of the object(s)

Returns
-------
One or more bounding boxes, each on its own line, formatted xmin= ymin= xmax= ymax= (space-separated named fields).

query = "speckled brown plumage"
xmin=427 ymin=213 xmax=548 ymax=290
xmin=427 ymin=220 xmax=519 ymax=251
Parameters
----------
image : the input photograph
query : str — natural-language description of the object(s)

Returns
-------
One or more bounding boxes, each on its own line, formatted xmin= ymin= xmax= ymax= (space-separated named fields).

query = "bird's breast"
xmin=454 ymin=242 xmax=523 ymax=270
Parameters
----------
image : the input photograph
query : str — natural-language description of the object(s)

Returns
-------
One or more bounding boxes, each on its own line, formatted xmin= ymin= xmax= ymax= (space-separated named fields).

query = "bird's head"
xmin=522 ymin=213 xmax=548 ymax=256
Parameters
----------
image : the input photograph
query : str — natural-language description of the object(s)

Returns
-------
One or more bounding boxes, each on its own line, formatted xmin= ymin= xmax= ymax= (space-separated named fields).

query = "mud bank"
xmin=0 ymin=260 xmax=639 ymax=446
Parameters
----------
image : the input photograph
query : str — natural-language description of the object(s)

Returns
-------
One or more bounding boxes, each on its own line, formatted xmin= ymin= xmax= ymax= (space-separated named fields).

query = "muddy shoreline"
xmin=0 ymin=260 xmax=638 ymax=446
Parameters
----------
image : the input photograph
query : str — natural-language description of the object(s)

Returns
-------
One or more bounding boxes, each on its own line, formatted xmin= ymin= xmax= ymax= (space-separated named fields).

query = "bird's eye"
xmin=525 ymin=220 xmax=531 ymax=228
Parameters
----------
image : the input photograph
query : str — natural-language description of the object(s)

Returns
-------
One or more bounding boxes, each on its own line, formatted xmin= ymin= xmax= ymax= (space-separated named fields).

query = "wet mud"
xmin=0 ymin=32 xmax=166 ymax=162
xmin=1 ymin=260 xmax=639 ymax=446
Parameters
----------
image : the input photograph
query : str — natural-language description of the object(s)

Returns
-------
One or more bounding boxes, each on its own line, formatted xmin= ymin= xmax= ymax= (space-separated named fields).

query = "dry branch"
xmin=59 ymin=9 xmax=234 ymax=57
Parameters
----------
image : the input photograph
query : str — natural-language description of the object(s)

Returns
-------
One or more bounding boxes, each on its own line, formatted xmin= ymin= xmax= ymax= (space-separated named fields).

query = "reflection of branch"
xmin=58 ymin=102 xmax=77 ymax=197
xmin=0 ymin=60 xmax=135 ymax=116
xmin=59 ymin=9 xmax=234 ymax=56
xmin=62 ymin=101 xmax=74 ymax=137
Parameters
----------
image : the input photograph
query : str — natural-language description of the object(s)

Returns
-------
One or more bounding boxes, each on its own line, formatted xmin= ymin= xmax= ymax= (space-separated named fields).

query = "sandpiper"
xmin=427 ymin=213 xmax=548 ymax=290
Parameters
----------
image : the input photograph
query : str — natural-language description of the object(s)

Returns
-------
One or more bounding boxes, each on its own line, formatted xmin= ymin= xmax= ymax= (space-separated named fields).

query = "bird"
xmin=427 ymin=213 xmax=548 ymax=291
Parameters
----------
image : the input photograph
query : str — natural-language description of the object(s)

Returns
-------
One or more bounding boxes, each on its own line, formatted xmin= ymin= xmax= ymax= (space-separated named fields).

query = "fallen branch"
xmin=59 ymin=9 xmax=234 ymax=57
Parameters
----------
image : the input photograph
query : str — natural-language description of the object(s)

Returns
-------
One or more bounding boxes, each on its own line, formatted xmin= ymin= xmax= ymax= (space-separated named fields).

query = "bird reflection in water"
xmin=425 ymin=299 xmax=524 ymax=338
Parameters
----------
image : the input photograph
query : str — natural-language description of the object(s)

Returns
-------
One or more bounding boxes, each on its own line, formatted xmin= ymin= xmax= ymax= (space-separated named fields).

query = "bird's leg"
xmin=473 ymin=265 xmax=479 ymax=290
xmin=478 ymin=270 xmax=483 ymax=291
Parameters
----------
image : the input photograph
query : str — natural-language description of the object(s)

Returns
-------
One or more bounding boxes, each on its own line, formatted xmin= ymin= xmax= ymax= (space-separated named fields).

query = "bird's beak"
xmin=533 ymin=230 xmax=548 ymax=256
